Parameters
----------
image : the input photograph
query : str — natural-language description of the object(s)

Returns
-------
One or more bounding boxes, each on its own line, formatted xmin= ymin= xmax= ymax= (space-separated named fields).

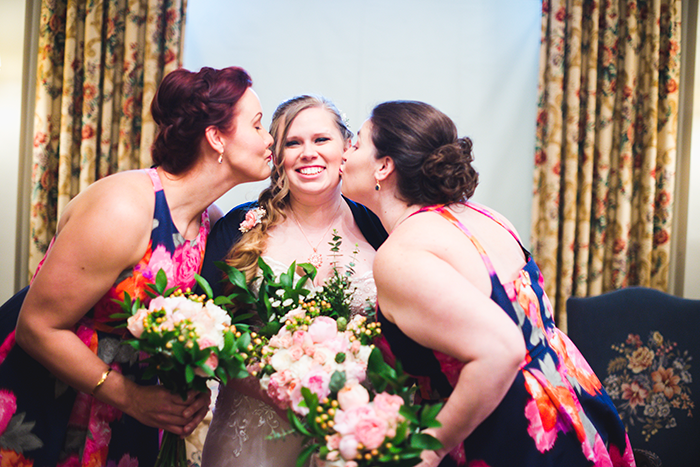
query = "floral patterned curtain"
xmin=531 ymin=0 xmax=682 ymax=330
xmin=29 ymin=0 xmax=187 ymax=277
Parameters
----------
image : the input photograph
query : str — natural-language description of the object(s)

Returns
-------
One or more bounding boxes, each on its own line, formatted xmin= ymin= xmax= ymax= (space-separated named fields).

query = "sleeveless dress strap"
xmin=409 ymin=204 xmax=498 ymax=277
xmin=144 ymin=167 xmax=163 ymax=191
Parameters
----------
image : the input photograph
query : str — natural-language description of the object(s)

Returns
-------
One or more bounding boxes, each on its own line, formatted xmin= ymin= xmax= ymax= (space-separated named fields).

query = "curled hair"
xmin=369 ymin=101 xmax=479 ymax=205
xmin=225 ymin=95 xmax=353 ymax=285
xmin=150 ymin=66 xmax=252 ymax=175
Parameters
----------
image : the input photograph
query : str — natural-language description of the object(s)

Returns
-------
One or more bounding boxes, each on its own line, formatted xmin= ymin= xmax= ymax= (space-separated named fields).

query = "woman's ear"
xmin=204 ymin=126 xmax=224 ymax=154
xmin=374 ymin=156 xmax=394 ymax=182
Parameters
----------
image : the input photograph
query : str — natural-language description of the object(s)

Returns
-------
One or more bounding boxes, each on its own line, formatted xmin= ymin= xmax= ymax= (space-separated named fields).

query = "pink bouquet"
xmin=251 ymin=311 xmax=378 ymax=416
xmin=115 ymin=271 xmax=251 ymax=467
xmin=245 ymin=305 xmax=441 ymax=467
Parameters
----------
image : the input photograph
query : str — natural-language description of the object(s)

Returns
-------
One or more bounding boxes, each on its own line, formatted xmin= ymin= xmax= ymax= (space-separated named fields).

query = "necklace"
xmin=290 ymin=203 xmax=342 ymax=269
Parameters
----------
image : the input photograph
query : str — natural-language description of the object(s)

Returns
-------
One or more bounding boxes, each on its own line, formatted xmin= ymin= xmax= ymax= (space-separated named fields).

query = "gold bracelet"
xmin=92 ymin=368 xmax=112 ymax=395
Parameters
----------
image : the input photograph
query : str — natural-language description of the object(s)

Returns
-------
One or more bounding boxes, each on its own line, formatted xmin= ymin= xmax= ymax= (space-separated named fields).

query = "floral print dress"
xmin=0 ymin=168 xmax=209 ymax=467
xmin=377 ymin=203 xmax=636 ymax=467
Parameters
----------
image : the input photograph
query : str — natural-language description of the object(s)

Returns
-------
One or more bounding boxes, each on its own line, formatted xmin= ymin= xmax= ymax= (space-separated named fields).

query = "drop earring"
xmin=375 ymin=180 xmax=381 ymax=191
xmin=218 ymin=152 xmax=223 ymax=164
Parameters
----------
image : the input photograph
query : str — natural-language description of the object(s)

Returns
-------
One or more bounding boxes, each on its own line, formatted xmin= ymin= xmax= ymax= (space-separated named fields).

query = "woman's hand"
xmin=416 ymin=449 xmax=444 ymax=467
xmin=127 ymin=385 xmax=211 ymax=436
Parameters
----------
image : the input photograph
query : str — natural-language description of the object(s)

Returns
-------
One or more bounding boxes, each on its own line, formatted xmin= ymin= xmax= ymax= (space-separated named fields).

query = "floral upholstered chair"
xmin=567 ymin=287 xmax=700 ymax=467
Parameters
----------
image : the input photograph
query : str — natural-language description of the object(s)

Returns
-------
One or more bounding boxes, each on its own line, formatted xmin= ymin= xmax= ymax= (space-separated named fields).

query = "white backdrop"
xmin=183 ymin=0 xmax=542 ymax=243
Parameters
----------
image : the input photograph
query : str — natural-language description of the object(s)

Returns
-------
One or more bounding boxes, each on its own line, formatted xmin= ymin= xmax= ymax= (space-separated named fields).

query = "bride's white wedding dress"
xmin=201 ymin=257 xmax=376 ymax=467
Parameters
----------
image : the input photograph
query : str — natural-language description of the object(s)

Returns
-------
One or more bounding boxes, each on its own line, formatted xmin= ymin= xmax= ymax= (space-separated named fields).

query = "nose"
xmin=264 ymin=128 xmax=274 ymax=148
xmin=300 ymin=142 xmax=317 ymax=159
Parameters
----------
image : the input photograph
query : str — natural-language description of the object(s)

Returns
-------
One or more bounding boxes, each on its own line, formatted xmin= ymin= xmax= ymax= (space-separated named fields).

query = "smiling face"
xmin=341 ymin=119 xmax=380 ymax=207
xmin=281 ymin=106 xmax=350 ymax=201
xmin=223 ymin=88 xmax=274 ymax=182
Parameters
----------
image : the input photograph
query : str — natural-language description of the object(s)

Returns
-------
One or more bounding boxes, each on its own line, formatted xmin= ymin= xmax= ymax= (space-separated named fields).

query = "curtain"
xmin=29 ymin=0 xmax=187 ymax=277
xmin=531 ymin=0 xmax=682 ymax=329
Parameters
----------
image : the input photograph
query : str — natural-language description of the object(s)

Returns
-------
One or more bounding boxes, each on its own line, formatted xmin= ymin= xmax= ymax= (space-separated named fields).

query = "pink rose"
xmin=289 ymin=381 xmax=308 ymax=415
xmin=239 ymin=207 xmax=265 ymax=233
xmin=126 ymin=308 xmax=150 ymax=338
xmin=372 ymin=393 xmax=404 ymax=420
xmin=0 ymin=389 xmax=17 ymax=433
xmin=311 ymin=346 xmax=334 ymax=366
xmin=342 ymin=361 xmax=367 ymax=384
xmin=355 ymin=415 xmax=388 ymax=449
xmin=338 ymin=435 xmax=359 ymax=460
xmin=326 ymin=433 xmax=342 ymax=450
xmin=289 ymin=345 xmax=305 ymax=361
xmin=337 ymin=384 xmax=370 ymax=411
xmin=173 ymin=243 xmax=201 ymax=289
xmin=148 ymin=295 xmax=169 ymax=313
xmin=270 ymin=328 xmax=294 ymax=349
xmin=308 ymin=316 xmax=338 ymax=343
xmin=301 ymin=368 xmax=331 ymax=400
xmin=333 ymin=405 xmax=375 ymax=435
xmin=293 ymin=329 xmax=310 ymax=347
xmin=195 ymin=351 xmax=219 ymax=377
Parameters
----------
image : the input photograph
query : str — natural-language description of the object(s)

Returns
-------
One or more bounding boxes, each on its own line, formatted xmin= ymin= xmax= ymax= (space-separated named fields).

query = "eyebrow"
xmin=252 ymin=112 xmax=263 ymax=122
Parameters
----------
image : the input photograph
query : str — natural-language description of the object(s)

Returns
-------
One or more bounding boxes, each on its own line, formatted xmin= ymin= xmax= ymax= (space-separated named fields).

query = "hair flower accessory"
xmin=239 ymin=207 xmax=266 ymax=233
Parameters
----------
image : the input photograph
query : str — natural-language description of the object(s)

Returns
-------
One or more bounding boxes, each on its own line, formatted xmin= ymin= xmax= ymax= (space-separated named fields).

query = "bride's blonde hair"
xmin=224 ymin=95 xmax=353 ymax=287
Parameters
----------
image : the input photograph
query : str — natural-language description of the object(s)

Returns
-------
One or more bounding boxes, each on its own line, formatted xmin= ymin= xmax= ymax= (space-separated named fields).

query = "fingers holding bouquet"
xmin=128 ymin=385 xmax=211 ymax=436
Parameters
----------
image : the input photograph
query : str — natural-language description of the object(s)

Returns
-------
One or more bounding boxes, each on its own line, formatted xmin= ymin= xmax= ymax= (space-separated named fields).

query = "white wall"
xmin=183 ymin=0 xmax=542 ymax=241
xmin=0 ymin=0 xmax=29 ymax=302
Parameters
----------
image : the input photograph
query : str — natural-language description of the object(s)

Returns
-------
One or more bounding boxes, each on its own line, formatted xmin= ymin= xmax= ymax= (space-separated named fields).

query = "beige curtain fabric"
xmin=531 ymin=0 xmax=682 ymax=329
xmin=29 ymin=0 xmax=187 ymax=277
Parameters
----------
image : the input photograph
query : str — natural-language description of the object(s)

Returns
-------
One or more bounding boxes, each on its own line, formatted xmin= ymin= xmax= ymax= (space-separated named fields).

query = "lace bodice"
xmin=201 ymin=257 xmax=376 ymax=467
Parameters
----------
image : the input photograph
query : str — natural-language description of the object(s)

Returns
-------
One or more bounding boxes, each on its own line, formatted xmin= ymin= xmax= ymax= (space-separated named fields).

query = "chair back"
xmin=567 ymin=286 xmax=700 ymax=467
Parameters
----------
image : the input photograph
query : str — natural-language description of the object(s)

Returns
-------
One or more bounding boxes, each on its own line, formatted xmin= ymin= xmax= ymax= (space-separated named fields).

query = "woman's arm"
xmin=374 ymin=241 xmax=525 ymax=464
xmin=15 ymin=173 xmax=209 ymax=435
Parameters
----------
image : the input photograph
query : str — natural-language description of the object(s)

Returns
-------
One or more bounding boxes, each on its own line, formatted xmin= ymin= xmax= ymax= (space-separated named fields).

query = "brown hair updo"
xmin=225 ymin=95 xmax=353 ymax=284
xmin=150 ymin=66 xmax=253 ymax=175
xmin=369 ymin=100 xmax=479 ymax=205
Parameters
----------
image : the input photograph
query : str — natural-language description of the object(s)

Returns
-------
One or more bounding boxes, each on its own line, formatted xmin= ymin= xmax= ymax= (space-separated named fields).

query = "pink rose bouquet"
xmin=284 ymin=347 xmax=444 ymax=467
xmin=114 ymin=270 xmax=252 ymax=467
xmin=249 ymin=310 xmax=379 ymax=416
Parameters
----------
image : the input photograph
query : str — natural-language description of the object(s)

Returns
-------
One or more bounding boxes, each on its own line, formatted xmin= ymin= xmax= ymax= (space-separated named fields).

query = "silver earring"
xmin=218 ymin=152 xmax=223 ymax=164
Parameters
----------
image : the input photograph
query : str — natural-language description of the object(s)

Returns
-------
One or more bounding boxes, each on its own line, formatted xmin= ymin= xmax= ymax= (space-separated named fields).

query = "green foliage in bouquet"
xmin=312 ymin=230 xmax=360 ymax=321
xmin=111 ymin=270 xmax=251 ymax=400
xmin=213 ymin=258 xmax=317 ymax=337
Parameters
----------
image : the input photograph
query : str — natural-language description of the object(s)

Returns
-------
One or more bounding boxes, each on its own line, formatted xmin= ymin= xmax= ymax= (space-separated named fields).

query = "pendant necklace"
xmin=290 ymin=203 xmax=342 ymax=269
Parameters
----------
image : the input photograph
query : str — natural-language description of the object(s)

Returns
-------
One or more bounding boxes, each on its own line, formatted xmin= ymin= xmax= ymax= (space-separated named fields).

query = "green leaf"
xmin=410 ymin=433 xmax=443 ymax=451
xmin=399 ymin=404 xmax=420 ymax=425
xmin=195 ymin=274 xmax=213 ymax=299
xmin=213 ymin=296 xmax=234 ymax=306
xmin=172 ymin=344 xmax=186 ymax=364
xmin=155 ymin=269 xmax=168 ymax=294
xmin=420 ymin=403 xmax=444 ymax=428
xmin=296 ymin=262 xmax=317 ymax=281
xmin=288 ymin=411 xmax=312 ymax=437
xmin=257 ymin=257 xmax=275 ymax=278
xmin=296 ymin=442 xmax=320 ymax=467
xmin=185 ymin=365 xmax=195 ymax=384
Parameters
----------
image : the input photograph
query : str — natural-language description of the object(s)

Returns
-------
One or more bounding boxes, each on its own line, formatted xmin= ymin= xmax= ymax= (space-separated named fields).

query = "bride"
xmin=199 ymin=95 xmax=387 ymax=467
